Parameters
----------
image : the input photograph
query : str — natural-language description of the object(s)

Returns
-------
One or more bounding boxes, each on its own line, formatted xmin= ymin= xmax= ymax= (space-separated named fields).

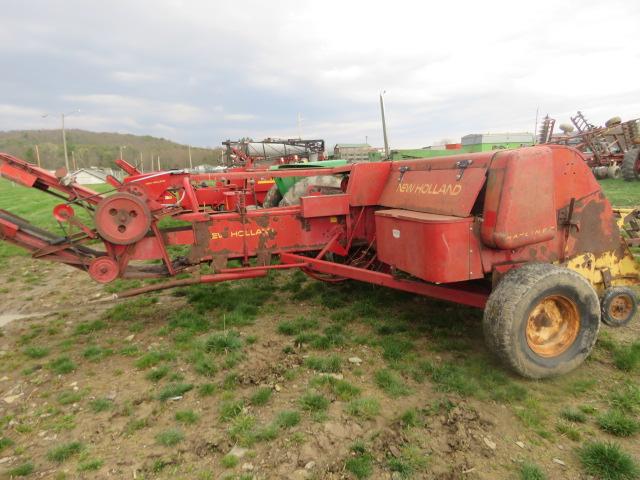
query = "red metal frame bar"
xmin=280 ymin=253 xmax=489 ymax=308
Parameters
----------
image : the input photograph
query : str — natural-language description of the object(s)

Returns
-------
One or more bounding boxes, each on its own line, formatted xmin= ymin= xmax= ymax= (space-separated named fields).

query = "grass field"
xmin=0 ymin=176 xmax=639 ymax=479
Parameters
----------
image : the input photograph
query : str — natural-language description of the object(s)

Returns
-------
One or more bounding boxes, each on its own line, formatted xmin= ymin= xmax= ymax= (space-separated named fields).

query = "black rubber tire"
xmin=278 ymin=175 xmax=343 ymax=207
xmin=483 ymin=264 xmax=600 ymax=379
xmin=262 ymin=185 xmax=282 ymax=208
xmin=601 ymin=286 xmax=638 ymax=327
xmin=622 ymin=147 xmax=640 ymax=181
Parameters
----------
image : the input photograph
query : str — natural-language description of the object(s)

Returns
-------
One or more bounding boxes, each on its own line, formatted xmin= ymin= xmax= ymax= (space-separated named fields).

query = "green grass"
xmin=23 ymin=345 xmax=49 ymax=359
xmin=157 ymin=383 xmax=193 ymax=401
xmin=556 ymin=420 xmax=581 ymax=441
xmin=597 ymin=410 xmax=640 ymax=437
xmin=579 ymin=441 xmax=640 ymax=480
xmin=103 ymin=297 xmax=158 ymax=322
xmin=379 ymin=335 xmax=414 ymax=361
xmin=83 ymin=345 xmax=113 ymax=361
xmin=0 ymin=436 xmax=15 ymax=452
xmin=219 ymin=399 xmax=245 ymax=421
xmin=74 ymin=319 xmax=107 ymax=335
xmin=175 ymin=410 xmax=200 ymax=424
xmin=275 ymin=410 xmax=301 ymax=429
xmin=600 ymin=178 xmax=640 ymax=206
xmin=135 ymin=350 xmax=176 ymax=369
xmin=146 ymin=365 xmax=170 ymax=382
xmin=560 ymin=407 xmax=587 ymax=423
xmin=303 ymin=355 xmax=341 ymax=373
xmin=386 ymin=445 xmax=428 ymax=477
xmin=345 ymin=442 xmax=373 ymax=479
xmin=399 ymin=408 xmax=424 ymax=429
xmin=221 ymin=453 xmax=239 ymax=468
xmin=299 ymin=392 xmax=329 ymax=412
xmin=277 ymin=316 xmax=319 ymax=335
xmin=250 ymin=387 xmax=273 ymax=406
xmin=310 ymin=375 xmax=361 ymax=401
xmin=89 ymin=398 xmax=113 ymax=413
xmin=57 ymin=390 xmax=83 ymax=405
xmin=519 ymin=462 xmax=546 ymax=480
xmin=78 ymin=458 xmax=104 ymax=471
xmin=612 ymin=342 xmax=640 ymax=372
xmin=8 ymin=462 xmax=35 ymax=477
xmin=346 ymin=398 xmax=380 ymax=419
xmin=609 ymin=382 xmax=640 ymax=413
xmin=47 ymin=441 xmax=84 ymax=462
xmin=156 ymin=428 xmax=184 ymax=446
xmin=198 ymin=383 xmax=217 ymax=397
xmin=374 ymin=369 xmax=411 ymax=397
xmin=205 ymin=330 xmax=243 ymax=353
xmin=48 ymin=356 xmax=76 ymax=375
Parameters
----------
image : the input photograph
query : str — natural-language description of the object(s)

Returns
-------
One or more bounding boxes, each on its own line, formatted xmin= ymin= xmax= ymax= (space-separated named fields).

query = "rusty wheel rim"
xmin=526 ymin=295 xmax=580 ymax=358
xmin=608 ymin=294 xmax=633 ymax=322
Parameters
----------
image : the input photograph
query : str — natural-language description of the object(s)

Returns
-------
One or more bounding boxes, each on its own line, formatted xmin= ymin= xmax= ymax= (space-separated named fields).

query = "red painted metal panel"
xmin=0 ymin=217 xmax=18 ymax=237
xmin=300 ymin=194 xmax=350 ymax=218
xmin=378 ymin=154 xmax=492 ymax=217
xmin=346 ymin=162 xmax=391 ymax=206
xmin=374 ymin=209 xmax=481 ymax=283
xmin=130 ymin=208 xmax=343 ymax=262
xmin=0 ymin=163 xmax=38 ymax=187
xmin=481 ymin=148 xmax=557 ymax=249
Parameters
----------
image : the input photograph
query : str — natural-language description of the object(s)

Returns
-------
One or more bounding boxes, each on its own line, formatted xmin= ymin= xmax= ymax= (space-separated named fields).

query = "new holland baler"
xmin=0 ymin=145 xmax=638 ymax=378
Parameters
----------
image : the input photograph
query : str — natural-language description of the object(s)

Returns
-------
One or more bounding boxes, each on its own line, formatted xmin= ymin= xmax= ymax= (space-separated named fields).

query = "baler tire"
xmin=622 ymin=147 xmax=640 ymax=181
xmin=262 ymin=185 xmax=282 ymax=208
xmin=483 ymin=264 xmax=600 ymax=379
xmin=601 ymin=286 xmax=638 ymax=327
xmin=278 ymin=176 xmax=343 ymax=207
xmin=607 ymin=165 xmax=622 ymax=180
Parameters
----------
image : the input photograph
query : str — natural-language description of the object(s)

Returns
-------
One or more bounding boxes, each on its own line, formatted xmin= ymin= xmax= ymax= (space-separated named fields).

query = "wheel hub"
xmin=88 ymin=257 xmax=119 ymax=283
xmin=608 ymin=294 xmax=633 ymax=322
xmin=526 ymin=295 xmax=580 ymax=358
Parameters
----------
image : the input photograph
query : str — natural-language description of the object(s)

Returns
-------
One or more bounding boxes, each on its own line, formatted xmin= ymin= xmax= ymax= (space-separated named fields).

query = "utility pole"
xmin=157 ymin=156 xmax=161 ymax=171
xmin=379 ymin=91 xmax=390 ymax=159
xmin=35 ymin=145 xmax=41 ymax=168
xmin=140 ymin=152 xmax=144 ymax=173
xmin=71 ymin=151 xmax=77 ymax=171
xmin=61 ymin=113 xmax=69 ymax=172
xmin=42 ymin=109 xmax=79 ymax=171
xmin=188 ymin=145 xmax=193 ymax=169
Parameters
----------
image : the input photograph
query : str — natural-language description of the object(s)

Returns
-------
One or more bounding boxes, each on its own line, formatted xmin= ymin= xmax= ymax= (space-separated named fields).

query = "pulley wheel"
xmin=94 ymin=192 xmax=151 ymax=245
xmin=88 ymin=257 xmax=119 ymax=283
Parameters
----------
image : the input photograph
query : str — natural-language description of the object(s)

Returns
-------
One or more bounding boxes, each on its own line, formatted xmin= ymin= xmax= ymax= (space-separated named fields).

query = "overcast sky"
xmin=1 ymin=0 xmax=639 ymax=149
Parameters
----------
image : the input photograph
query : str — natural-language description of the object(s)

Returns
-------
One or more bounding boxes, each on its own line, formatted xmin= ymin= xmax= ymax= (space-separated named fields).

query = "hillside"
xmin=0 ymin=129 xmax=223 ymax=170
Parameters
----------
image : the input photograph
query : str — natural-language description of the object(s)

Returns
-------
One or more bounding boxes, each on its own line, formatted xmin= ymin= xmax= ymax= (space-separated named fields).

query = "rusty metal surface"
xmin=526 ymin=295 xmax=580 ymax=358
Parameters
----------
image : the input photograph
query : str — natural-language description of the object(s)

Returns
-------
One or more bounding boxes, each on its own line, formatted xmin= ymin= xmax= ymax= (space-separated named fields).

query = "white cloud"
xmin=110 ymin=71 xmax=162 ymax=84
xmin=223 ymin=114 xmax=256 ymax=121
xmin=0 ymin=0 xmax=638 ymax=148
